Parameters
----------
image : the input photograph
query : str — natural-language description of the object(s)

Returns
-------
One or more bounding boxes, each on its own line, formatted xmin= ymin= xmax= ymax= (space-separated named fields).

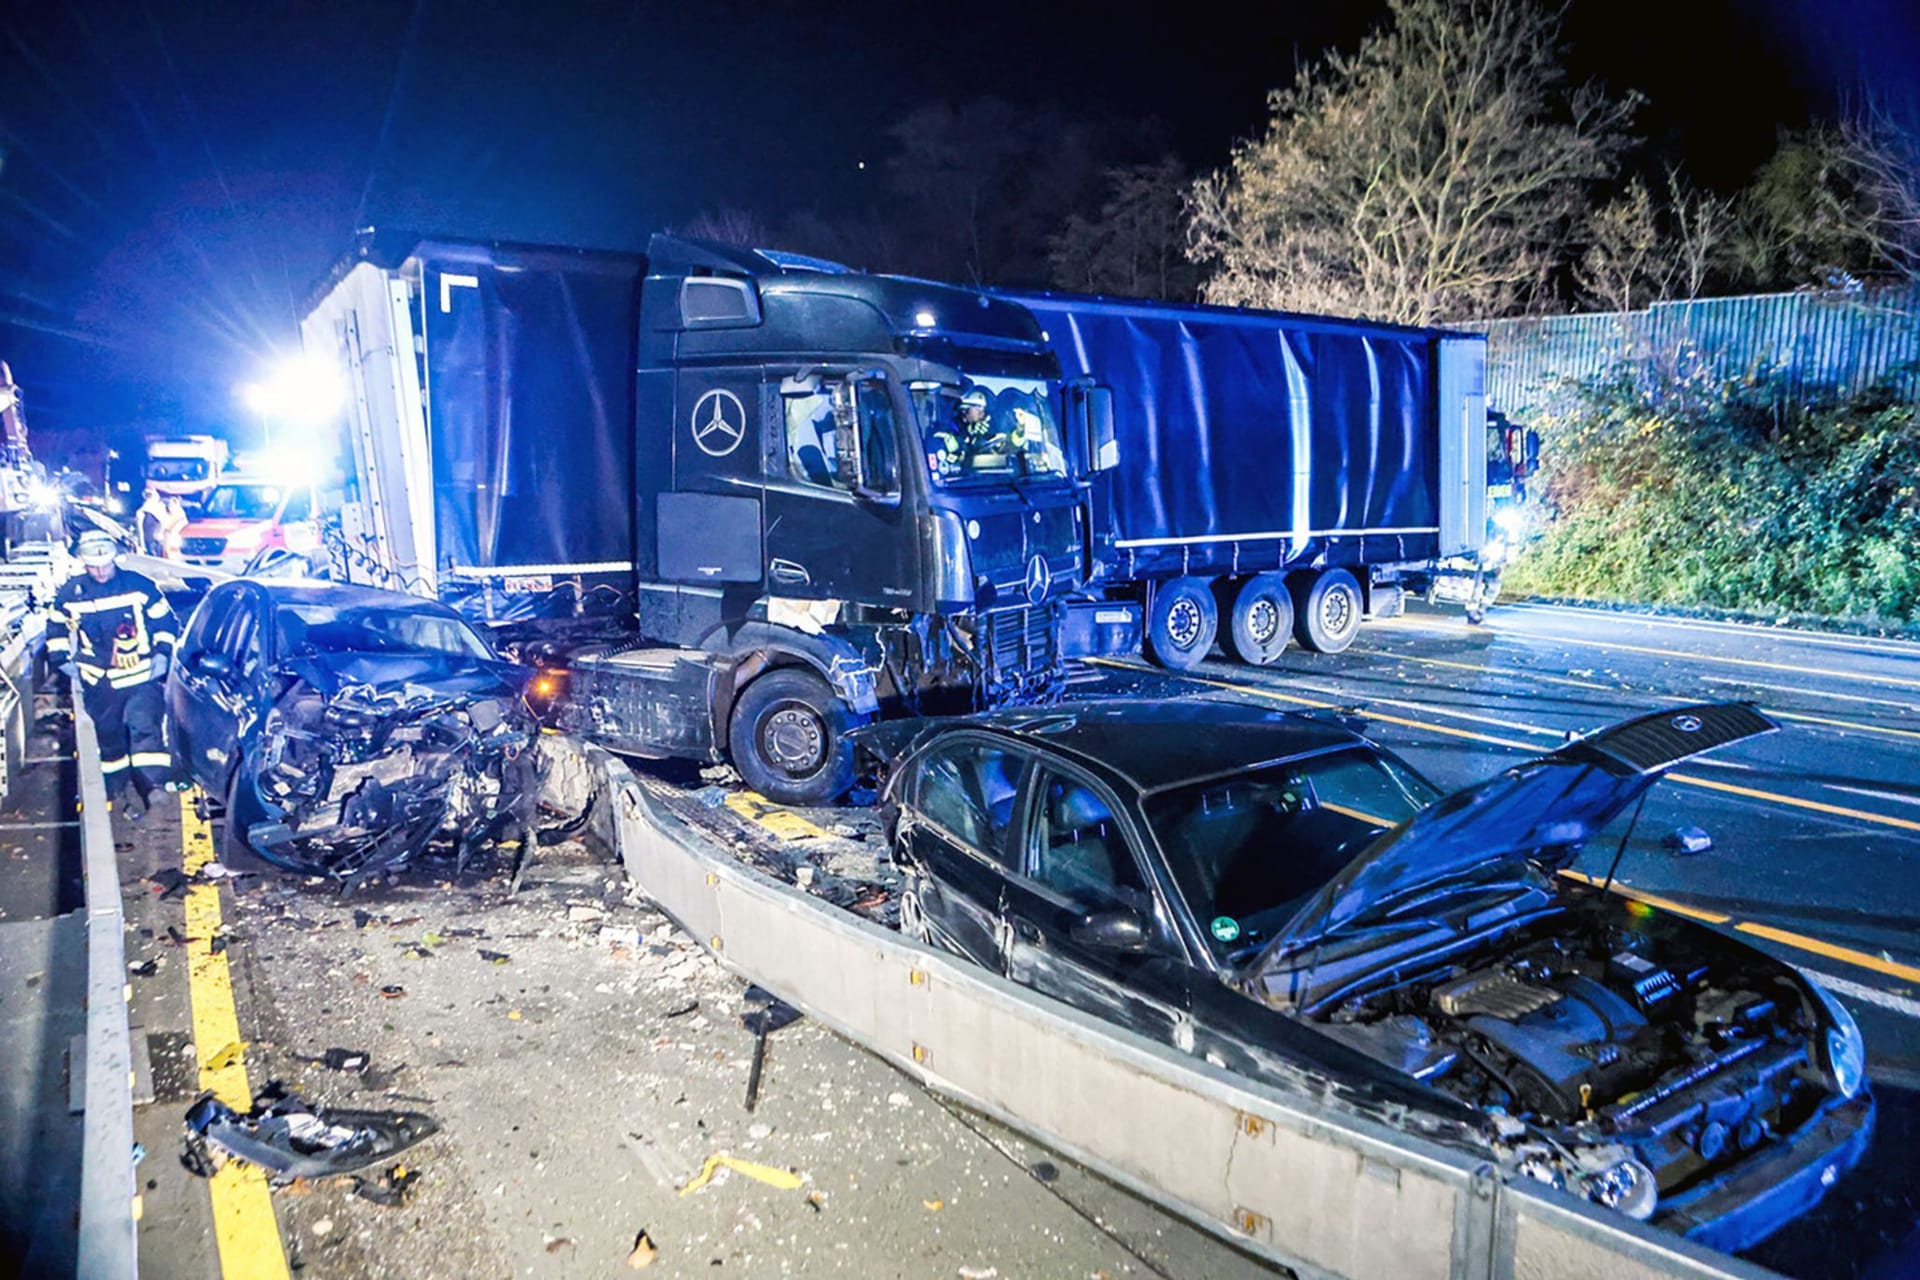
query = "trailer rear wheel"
xmin=1292 ymin=568 xmax=1363 ymax=654
xmin=729 ymin=668 xmax=860 ymax=806
xmin=1224 ymin=573 xmax=1294 ymax=665
xmin=1146 ymin=577 xmax=1218 ymax=670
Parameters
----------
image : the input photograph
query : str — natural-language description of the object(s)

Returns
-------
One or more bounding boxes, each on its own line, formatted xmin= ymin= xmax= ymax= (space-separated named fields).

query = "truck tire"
xmin=1146 ymin=577 xmax=1218 ymax=670
xmin=729 ymin=668 xmax=860 ymax=806
xmin=1291 ymin=568 xmax=1363 ymax=654
xmin=1223 ymin=574 xmax=1294 ymax=666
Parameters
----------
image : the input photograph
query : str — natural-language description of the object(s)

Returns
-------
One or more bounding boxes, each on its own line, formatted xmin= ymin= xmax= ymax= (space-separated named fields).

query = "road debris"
xmin=678 ymin=1153 xmax=804 ymax=1195
xmin=740 ymin=985 xmax=802 ymax=1112
xmin=183 ymin=1089 xmax=438 ymax=1183
xmin=352 ymin=1163 xmax=422 ymax=1207
xmin=297 ymin=1047 xmax=371 ymax=1073
xmin=625 ymin=1229 xmax=659 ymax=1268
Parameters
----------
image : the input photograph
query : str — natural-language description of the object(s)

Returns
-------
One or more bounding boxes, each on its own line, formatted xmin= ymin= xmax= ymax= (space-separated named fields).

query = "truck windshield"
xmin=148 ymin=458 xmax=210 ymax=482
xmin=912 ymin=377 xmax=1067 ymax=486
xmin=202 ymin=485 xmax=284 ymax=520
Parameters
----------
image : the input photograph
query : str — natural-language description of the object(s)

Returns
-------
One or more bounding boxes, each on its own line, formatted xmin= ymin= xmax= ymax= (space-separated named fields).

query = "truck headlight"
xmin=1493 ymin=505 xmax=1527 ymax=538
xmin=1810 ymin=980 xmax=1866 ymax=1099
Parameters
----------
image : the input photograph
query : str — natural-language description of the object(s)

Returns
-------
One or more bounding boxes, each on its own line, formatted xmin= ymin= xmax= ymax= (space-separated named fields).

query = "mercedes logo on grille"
xmin=1671 ymin=714 xmax=1703 ymax=733
xmin=1025 ymin=554 xmax=1050 ymax=604
xmin=690 ymin=388 xmax=747 ymax=457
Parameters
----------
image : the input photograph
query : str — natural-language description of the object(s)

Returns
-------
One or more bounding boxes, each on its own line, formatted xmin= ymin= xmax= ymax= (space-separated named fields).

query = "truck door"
xmin=760 ymin=371 xmax=919 ymax=605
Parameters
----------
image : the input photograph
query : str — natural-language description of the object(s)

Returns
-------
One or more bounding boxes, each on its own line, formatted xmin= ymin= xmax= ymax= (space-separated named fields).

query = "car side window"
xmin=215 ymin=597 xmax=262 ymax=679
xmin=183 ymin=589 xmax=235 ymax=658
xmin=911 ymin=741 xmax=1027 ymax=867
xmin=1027 ymin=768 xmax=1153 ymax=915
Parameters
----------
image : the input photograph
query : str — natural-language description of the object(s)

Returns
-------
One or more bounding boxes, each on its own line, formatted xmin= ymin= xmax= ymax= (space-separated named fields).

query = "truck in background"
xmin=300 ymin=233 xmax=1103 ymax=802
xmin=999 ymin=291 xmax=1486 ymax=668
xmin=144 ymin=434 xmax=230 ymax=502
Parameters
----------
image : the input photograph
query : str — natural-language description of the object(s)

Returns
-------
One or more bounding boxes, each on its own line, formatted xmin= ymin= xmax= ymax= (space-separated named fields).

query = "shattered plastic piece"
xmin=1664 ymin=825 xmax=1714 ymax=856
xmin=695 ymin=785 xmax=729 ymax=808
xmin=312 ymin=1217 xmax=334 ymax=1236
xmin=205 ymin=1042 xmax=248 ymax=1072
xmin=378 ymin=985 xmax=406 ymax=999
xmin=148 ymin=870 xmax=189 ymax=900
xmin=922 ymin=1199 xmax=945 ymax=1212
xmin=677 ymin=1154 xmax=804 ymax=1196
xmin=626 ymin=1229 xmax=658 ymax=1269
xmin=128 ymin=959 xmax=159 ymax=978
xmin=663 ymin=999 xmax=699 ymax=1019
xmin=545 ymin=1237 xmax=574 ymax=1254
xmin=957 ymin=1268 xmax=998 ymax=1279
xmin=352 ymin=1164 xmax=421 ymax=1207
xmin=299 ymin=1048 xmax=370 ymax=1073
xmin=478 ymin=949 xmax=510 ymax=965
xmin=182 ymin=1090 xmax=437 ymax=1183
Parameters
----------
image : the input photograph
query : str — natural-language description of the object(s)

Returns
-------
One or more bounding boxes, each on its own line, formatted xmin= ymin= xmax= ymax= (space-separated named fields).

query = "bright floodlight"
xmin=235 ymin=353 xmax=344 ymax=426
xmin=914 ymin=310 xmax=936 ymax=328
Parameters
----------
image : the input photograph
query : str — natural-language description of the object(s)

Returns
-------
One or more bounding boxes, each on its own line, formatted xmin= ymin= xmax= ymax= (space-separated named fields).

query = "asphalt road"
xmin=1088 ymin=598 xmax=1920 ymax=1278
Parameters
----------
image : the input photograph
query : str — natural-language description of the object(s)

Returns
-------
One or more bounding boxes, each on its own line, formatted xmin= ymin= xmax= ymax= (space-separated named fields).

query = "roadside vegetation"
xmin=1506 ymin=370 xmax=1920 ymax=626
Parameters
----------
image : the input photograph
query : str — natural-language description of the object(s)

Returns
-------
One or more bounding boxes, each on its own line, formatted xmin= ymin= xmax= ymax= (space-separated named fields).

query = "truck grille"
xmin=181 ymin=536 xmax=227 ymax=557
xmin=982 ymin=605 xmax=1056 ymax=676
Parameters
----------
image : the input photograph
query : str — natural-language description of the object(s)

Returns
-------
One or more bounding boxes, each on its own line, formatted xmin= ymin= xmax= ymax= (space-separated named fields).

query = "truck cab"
xmin=303 ymin=235 xmax=1103 ymax=805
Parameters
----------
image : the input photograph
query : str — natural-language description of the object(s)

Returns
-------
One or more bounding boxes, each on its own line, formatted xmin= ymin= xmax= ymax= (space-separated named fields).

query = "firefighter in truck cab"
xmin=50 ymin=531 xmax=180 ymax=813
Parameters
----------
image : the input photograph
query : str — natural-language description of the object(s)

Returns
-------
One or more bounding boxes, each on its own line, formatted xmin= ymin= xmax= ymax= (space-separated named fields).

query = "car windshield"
xmin=1144 ymin=750 xmax=1439 ymax=965
xmin=148 ymin=458 xmax=209 ymax=482
xmin=274 ymin=603 xmax=493 ymax=661
xmin=911 ymin=376 xmax=1068 ymax=486
xmin=202 ymin=484 xmax=283 ymax=520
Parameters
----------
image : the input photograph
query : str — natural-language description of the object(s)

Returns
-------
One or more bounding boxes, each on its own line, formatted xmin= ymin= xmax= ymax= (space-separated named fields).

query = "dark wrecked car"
xmin=166 ymin=581 xmax=540 ymax=888
xmin=879 ymin=699 xmax=1871 ymax=1252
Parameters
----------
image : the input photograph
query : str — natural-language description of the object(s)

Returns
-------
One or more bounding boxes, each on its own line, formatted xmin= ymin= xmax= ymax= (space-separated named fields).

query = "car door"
xmin=1000 ymin=763 xmax=1192 ymax=1045
xmin=896 ymin=736 xmax=1031 ymax=969
xmin=169 ymin=585 xmax=240 ymax=782
xmin=198 ymin=590 xmax=266 ymax=785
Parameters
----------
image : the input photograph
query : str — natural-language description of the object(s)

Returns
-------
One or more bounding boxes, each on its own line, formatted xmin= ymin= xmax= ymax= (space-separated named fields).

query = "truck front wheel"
xmin=1223 ymin=573 xmax=1294 ymax=666
xmin=729 ymin=669 xmax=860 ymax=806
xmin=1292 ymin=568 xmax=1363 ymax=654
xmin=1146 ymin=577 xmax=1218 ymax=670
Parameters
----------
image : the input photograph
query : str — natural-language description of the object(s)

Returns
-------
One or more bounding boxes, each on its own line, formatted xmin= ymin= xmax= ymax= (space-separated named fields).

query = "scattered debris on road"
xmin=183 ymin=1088 xmax=437 ymax=1182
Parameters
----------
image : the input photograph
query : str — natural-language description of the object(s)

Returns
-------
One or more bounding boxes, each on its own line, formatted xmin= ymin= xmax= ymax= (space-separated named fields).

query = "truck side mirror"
xmin=839 ymin=377 xmax=901 ymax=507
xmin=1080 ymin=386 xmax=1118 ymax=473
xmin=1523 ymin=428 xmax=1540 ymax=476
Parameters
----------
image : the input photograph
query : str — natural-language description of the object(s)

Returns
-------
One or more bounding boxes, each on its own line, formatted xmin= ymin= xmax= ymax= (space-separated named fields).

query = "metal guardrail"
xmin=597 ymin=748 xmax=1778 ymax=1280
xmin=73 ymin=691 xmax=139 ymax=1278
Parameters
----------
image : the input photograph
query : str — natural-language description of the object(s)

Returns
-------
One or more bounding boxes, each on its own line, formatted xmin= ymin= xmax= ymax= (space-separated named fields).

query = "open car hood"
xmin=1254 ymin=703 xmax=1777 ymax=968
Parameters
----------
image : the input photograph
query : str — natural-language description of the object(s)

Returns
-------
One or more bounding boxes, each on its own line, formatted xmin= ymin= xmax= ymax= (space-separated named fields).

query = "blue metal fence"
xmin=1480 ymin=286 xmax=1920 ymax=418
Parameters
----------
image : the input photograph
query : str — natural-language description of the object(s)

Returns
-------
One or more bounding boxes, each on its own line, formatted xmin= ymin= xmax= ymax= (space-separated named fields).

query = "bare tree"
xmin=676 ymin=207 xmax=772 ymax=249
xmin=1732 ymin=112 xmax=1920 ymax=289
xmin=1049 ymin=158 xmax=1197 ymax=300
xmin=1576 ymin=180 xmax=1667 ymax=312
xmin=1841 ymin=106 xmax=1920 ymax=280
xmin=1186 ymin=0 xmax=1635 ymax=325
xmin=1665 ymin=169 xmax=1736 ymax=299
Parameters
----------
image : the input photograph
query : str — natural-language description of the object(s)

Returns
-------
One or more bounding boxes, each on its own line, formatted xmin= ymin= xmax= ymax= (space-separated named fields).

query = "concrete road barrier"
xmin=597 ymin=752 xmax=1777 ymax=1280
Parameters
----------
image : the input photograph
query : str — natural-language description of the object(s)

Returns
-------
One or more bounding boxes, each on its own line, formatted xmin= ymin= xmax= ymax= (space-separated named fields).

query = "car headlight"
xmin=1810 ymin=980 xmax=1866 ymax=1099
xmin=1585 ymin=1157 xmax=1658 ymax=1221
xmin=1493 ymin=505 xmax=1527 ymax=538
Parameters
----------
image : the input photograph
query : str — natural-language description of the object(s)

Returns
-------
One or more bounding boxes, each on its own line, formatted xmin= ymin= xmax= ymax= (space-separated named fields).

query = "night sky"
xmin=3 ymin=0 xmax=1916 ymax=446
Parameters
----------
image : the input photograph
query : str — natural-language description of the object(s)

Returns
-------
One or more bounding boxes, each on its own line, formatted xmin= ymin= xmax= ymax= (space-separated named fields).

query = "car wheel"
xmin=1291 ymin=568 xmax=1364 ymax=654
xmin=728 ymin=669 xmax=861 ymax=806
xmin=220 ymin=759 xmax=268 ymax=867
xmin=1146 ymin=576 xmax=1218 ymax=670
xmin=1223 ymin=573 xmax=1293 ymax=665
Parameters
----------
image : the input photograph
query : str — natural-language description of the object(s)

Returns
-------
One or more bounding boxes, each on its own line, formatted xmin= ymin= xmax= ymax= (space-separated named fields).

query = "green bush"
xmin=1505 ymin=369 xmax=1920 ymax=625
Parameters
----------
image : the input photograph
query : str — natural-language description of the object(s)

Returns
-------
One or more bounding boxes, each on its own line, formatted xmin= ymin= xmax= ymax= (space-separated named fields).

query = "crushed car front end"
xmin=239 ymin=655 xmax=540 ymax=889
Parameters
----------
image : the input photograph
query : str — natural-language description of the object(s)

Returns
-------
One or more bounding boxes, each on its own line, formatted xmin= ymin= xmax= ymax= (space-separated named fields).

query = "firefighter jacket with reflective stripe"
xmin=49 ymin=569 xmax=179 ymax=690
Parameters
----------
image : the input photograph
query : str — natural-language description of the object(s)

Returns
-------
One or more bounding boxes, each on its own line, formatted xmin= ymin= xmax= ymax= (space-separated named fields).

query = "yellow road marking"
xmin=1502 ymin=629 xmax=1920 ymax=691
xmin=723 ymin=791 xmax=832 ymax=841
xmin=1557 ymin=869 xmax=1733 ymax=924
xmin=181 ymin=794 xmax=290 ymax=1280
xmin=1732 ymin=922 xmax=1920 ymax=984
xmin=1770 ymin=710 xmax=1920 ymax=743
xmin=1364 ymin=650 xmax=1626 ymax=692
xmin=1667 ymin=773 xmax=1920 ymax=833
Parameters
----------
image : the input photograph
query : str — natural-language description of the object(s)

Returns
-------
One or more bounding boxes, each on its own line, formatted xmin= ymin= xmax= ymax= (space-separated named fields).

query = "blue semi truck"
xmin=1001 ymin=291 xmax=1489 ymax=668
xmin=303 ymin=234 xmax=1108 ymax=802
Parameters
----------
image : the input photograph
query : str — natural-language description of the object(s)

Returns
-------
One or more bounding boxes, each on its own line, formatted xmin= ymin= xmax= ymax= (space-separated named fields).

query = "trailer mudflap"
xmin=1058 ymin=598 xmax=1142 ymax=659
xmin=560 ymin=649 xmax=719 ymax=759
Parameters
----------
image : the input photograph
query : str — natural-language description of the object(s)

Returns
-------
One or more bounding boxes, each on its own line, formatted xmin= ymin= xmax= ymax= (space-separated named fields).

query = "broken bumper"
xmin=1659 ymin=1092 xmax=1874 ymax=1254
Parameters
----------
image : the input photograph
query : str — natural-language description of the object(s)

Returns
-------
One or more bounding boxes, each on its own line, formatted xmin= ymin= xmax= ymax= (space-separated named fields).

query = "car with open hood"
xmin=165 ymin=580 xmax=540 ymax=890
xmin=879 ymin=699 xmax=1871 ymax=1253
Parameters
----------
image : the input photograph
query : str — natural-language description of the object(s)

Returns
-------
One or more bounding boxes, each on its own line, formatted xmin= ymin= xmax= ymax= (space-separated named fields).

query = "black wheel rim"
xmin=761 ymin=702 xmax=828 ymax=777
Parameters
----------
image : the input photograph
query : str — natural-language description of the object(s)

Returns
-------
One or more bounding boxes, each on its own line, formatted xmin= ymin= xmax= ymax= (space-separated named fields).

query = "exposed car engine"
xmin=242 ymin=674 xmax=540 ymax=890
xmin=1313 ymin=915 xmax=1850 ymax=1222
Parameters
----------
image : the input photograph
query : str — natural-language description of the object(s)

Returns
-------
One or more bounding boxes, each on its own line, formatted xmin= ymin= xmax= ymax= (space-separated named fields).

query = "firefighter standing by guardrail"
xmin=48 ymin=530 xmax=179 ymax=813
